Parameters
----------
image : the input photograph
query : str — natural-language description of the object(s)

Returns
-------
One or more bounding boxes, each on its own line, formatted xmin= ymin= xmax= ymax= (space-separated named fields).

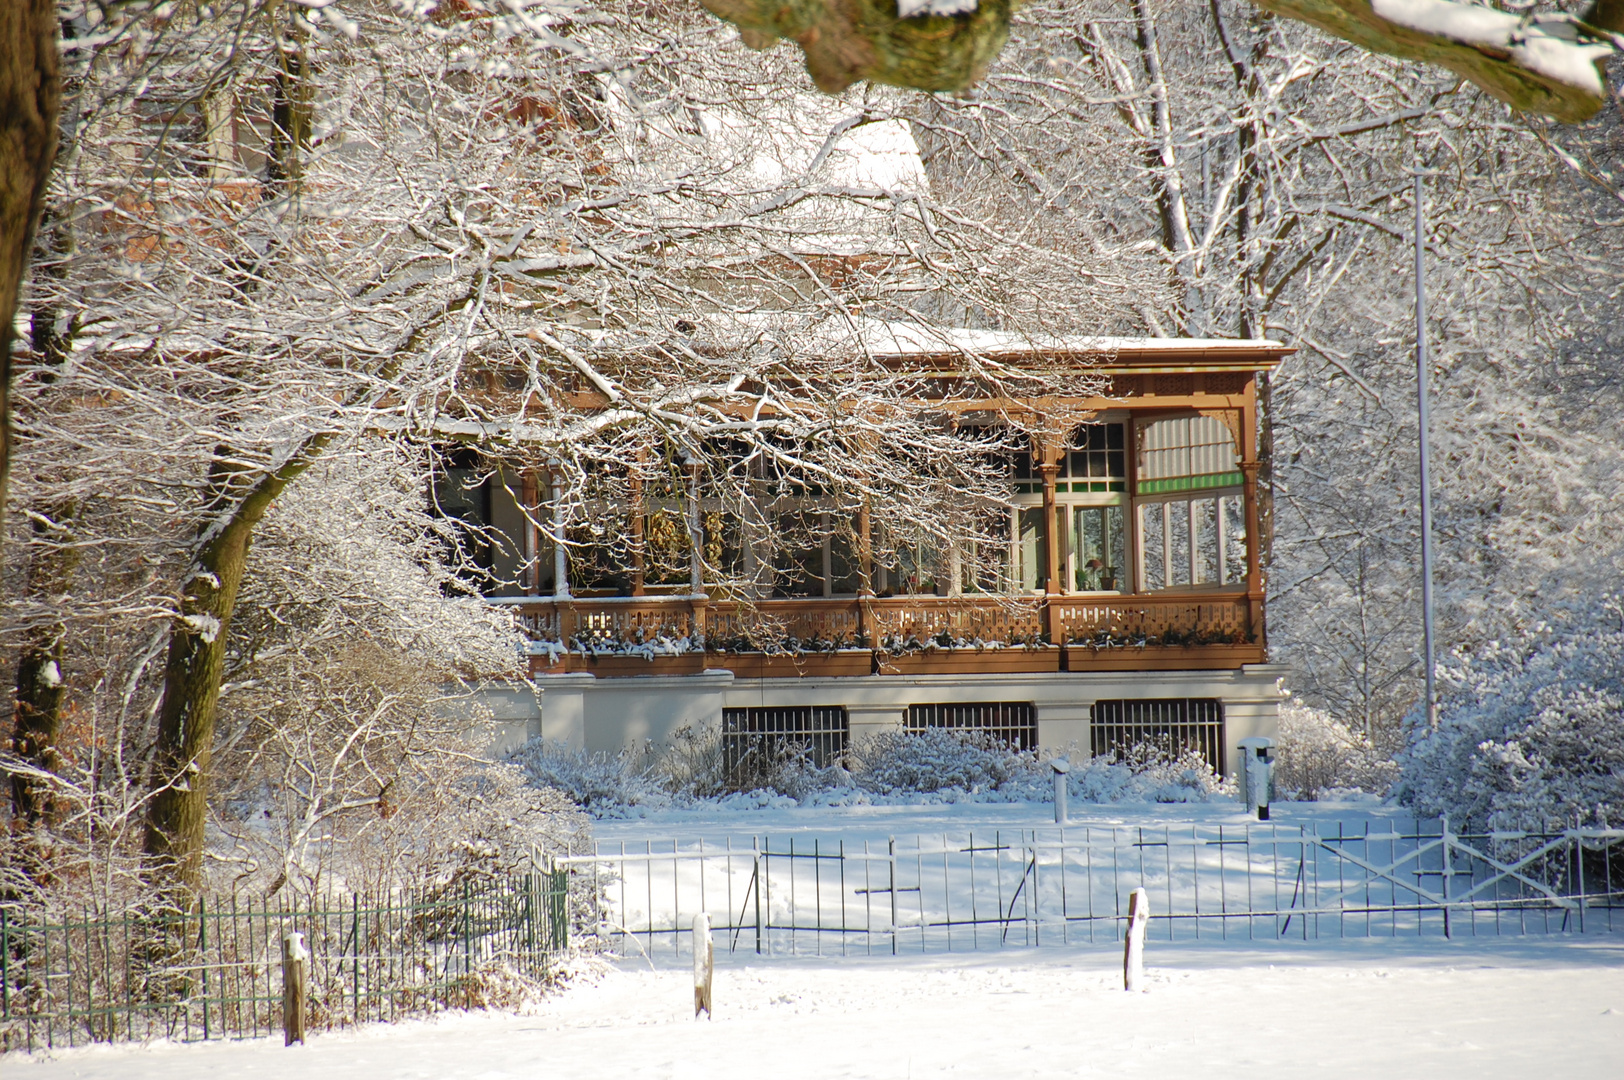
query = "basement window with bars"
xmin=1090 ymin=698 xmax=1224 ymax=773
xmin=722 ymin=707 xmax=849 ymax=777
xmin=907 ymin=702 xmax=1038 ymax=750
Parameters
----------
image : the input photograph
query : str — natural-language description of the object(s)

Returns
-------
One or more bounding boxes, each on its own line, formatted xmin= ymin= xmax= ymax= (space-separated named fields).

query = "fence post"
xmin=462 ymin=879 xmax=473 ymax=1007
xmin=1123 ymin=887 xmax=1148 ymax=992
xmin=199 ymin=895 xmax=210 ymax=1041
xmin=692 ymin=913 xmax=713 ymax=1018
xmin=282 ymin=930 xmax=308 ymax=1046
xmin=1441 ymin=816 xmax=1452 ymax=940
xmin=1576 ymin=829 xmax=1587 ymax=934
xmin=753 ymin=842 xmax=763 ymax=956
xmin=888 ymin=837 xmax=898 ymax=957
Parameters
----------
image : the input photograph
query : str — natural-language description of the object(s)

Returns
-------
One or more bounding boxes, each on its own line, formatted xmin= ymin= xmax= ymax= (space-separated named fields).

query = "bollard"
xmin=1237 ymin=737 xmax=1276 ymax=821
xmin=1051 ymin=757 xmax=1071 ymax=825
xmin=692 ymin=913 xmax=713 ymax=1018
xmin=1123 ymin=888 xmax=1148 ymax=993
xmin=282 ymin=929 xmax=309 ymax=1046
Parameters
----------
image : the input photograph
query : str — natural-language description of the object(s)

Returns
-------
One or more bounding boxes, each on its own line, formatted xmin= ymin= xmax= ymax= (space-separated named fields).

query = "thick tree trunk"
xmin=143 ymin=441 xmax=332 ymax=902
xmin=0 ymin=2 xmax=62 ymax=557
xmin=10 ymin=501 xmax=78 ymax=823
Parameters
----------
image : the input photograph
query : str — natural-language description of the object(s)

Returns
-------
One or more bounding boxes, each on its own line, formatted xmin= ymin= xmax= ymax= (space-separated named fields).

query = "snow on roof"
xmin=849 ymin=320 xmax=1287 ymax=360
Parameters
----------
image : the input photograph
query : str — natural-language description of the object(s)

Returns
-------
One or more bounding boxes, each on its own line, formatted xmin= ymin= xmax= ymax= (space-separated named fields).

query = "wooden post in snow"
xmin=282 ymin=929 xmax=309 ymax=1045
xmin=1123 ymin=888 xmax=1148 ymax=993
xmin=693 ymin=913 xmax=713 ymax=1018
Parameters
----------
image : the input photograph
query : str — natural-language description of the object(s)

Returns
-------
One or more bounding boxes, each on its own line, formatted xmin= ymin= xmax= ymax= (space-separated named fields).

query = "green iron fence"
xmin=1 ymin=870 xmax=569 ymax=1052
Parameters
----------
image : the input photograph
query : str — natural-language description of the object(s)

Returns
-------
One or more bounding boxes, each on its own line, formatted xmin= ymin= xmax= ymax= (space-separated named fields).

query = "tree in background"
xmin=3 ymin=0 xmax=1146 ymax=905
xmin=907 ymin=0 xmax=1624 ymax=746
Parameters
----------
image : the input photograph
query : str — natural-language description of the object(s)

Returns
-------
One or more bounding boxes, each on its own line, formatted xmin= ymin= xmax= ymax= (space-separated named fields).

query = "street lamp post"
xmin=1414 ymin=172 xmax=1439 ymax=728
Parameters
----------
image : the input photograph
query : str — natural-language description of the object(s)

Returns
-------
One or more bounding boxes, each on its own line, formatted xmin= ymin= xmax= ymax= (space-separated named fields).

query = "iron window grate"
xmin=1090 ymin=698 xmax=1224 ymax=773
xmin=722 ymin=706 xmax=849 ymax=773
xmin=907 ymin=702 xmax=1038 ymax=750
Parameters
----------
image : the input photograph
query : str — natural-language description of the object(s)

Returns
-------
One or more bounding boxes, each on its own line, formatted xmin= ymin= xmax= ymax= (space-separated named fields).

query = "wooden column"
xmin=856 ymin=500 xmax=873 ymax=647
xmin=686 ymin=461 xmax=707 ymax=644
xmin=1240 ymin=461 xmax=1264 ymax=645
xmin=627 ymin=470 xmax=645 ymax=596
xmin=521 ymin=469 xmax=540 ymax=594
xmin=550 ymin=471 xmax=570 ymax=599
xmin=1039 ymin=462 xmax=1061 ymax=593
xmin=1039 ymin=460 xmax=1061 ymax=644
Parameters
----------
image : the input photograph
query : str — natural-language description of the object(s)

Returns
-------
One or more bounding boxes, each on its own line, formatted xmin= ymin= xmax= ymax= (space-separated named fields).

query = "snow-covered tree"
xmin=4 ymin=0 xmax=1154 ymax=903
xmin=909 ymin=0 xmax=1624 ymax=743
xmin=1396 ymin=595 xmax=1624 ymax=832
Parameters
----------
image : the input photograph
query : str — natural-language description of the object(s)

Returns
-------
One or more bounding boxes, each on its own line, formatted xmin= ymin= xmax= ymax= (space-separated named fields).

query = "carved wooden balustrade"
xmin=1051 ymin=593 xmax=1255 ymax=645
xmin=507 ymin=588 xmax=1261 ymax=673
xmin=705 ymin=599 xmax=862 ymax=647
xmin=867 ymin=595 xmax=1044 ymax=644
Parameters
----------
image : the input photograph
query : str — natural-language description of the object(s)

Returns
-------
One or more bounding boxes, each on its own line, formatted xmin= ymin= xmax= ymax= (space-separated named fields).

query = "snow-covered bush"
xmin=507 ymin=740 xmax=673 ymax=817
xmin=1274 ymin=701 xmax=1398 ymax=801
xmin=513 ymin=725 xmax=1234 ymax=813
xmin=1396 ymin=599 xmax=1624 ymax=832
xmin=853 ymin=728 xmax=1035 ymax=796
xmin=1068 ymin=749 xmax=1236 ymax=804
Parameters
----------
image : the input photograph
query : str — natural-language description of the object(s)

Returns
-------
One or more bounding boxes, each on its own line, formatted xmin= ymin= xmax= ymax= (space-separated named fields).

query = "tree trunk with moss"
xmin=142 ymin=442 xmax=332 ymax=902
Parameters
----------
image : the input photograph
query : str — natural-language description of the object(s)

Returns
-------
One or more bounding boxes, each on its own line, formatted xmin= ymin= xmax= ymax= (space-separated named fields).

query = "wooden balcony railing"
xmin=500 ymin=589 xmax=1259 ymax=656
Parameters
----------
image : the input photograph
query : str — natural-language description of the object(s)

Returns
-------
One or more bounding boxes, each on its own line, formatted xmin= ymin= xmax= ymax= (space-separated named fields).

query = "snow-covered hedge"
xmin=1395 ymin=599 xmax=1624 ymax=832
xmin=509 ymin=726 xmax=1234 ymax=816
xmin=507 ymin=742 xmax=674 ymax=815
xmin=1273 ymin=700 xmax=1398 ymax=801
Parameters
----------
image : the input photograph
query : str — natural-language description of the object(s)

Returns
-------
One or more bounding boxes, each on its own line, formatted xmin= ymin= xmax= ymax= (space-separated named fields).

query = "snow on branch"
xmin=1245 ymin=2 xmax=1618 ymax=121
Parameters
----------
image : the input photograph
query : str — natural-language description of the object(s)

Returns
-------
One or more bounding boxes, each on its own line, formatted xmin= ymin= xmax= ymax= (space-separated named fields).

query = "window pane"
xmin=1193 ymin=496 xmax=1220 ymax=585
xmin=1138 ymin=502 xmax=1164 ymax=591
xmin=1016 ymin=508 xmax=1045 ymax=591
xmin=1073 ymin=505 xmax=1125 ymax=591
xmin=1222 ymin=495 xmax=1248 ymax=584
xmin=643 ymin=508 xmax=692 ymax=585
xmin=1169 ymin=501 xmax=1191 ymax=586
xmin=830 ymin=520 xmax=862 ymax=594
xmin=771 ymin=511 xmax=824 ymax=597
xmin=1069 ymin=423 xmax=1128 ymax=481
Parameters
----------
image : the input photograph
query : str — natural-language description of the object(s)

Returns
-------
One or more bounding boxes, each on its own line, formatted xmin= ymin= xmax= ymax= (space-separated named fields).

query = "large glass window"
xmin=1015 ymin=507 xmax=1046 ymax=592
xmin=1132 ymin=415 xmax=1246 ymax=591
xmin=771 ymin=511 xmax=864 ymax=597
xmin=1058 ymin=422 xmax=1128 ymax=592
xmin=1136 ymin=492 xmax=1246 ymax=590
xmin=1072 ymin=505 xmax=1126 ymax=591
xmin=1064 ymin=423 xmax=1127 ymax=490
xmin=430 ymin=449 xmax=494 ymax=591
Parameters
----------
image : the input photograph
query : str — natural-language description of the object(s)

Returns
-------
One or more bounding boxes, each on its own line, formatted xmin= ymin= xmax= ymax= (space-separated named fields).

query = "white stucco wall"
xmin=505 ymin=665 xmax=1286 ymax=778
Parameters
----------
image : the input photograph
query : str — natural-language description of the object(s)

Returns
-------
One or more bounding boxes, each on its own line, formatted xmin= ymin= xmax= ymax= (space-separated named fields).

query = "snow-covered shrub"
xmin=507 ymin=739 xmax=673 ymax=816
xmin=1274 ymin=701 xmax=1398 ymax=801
xmin=512 ymin=723 xmax=1238 ymax=814
xmin=854 ymin=728 xmax=1034 ymax=796
xmin=1396 ymin=599 xmax=1624 ymax=832
xmin=1069 ymin=749 xmax=1236 ymax=803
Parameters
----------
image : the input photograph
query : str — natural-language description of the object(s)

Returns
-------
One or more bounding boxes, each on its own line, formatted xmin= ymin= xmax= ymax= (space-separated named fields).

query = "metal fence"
xmin=568 ymin=820 xmax=1624 ymax=959
xmin=1090 ymin=698 xmax=1226 ymax=772
xmin=0 ymin=871 xmax=569 ymax=1052
xmin=908 ymin=702 xmax=1039 ymax=750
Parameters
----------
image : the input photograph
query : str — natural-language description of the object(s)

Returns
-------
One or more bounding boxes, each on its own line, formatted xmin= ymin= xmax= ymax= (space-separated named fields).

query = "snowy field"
xmin=11 ymin=938 xmax=1622 ymax=1079
xmin=589 ymin=795 xmax=1397 ymax=846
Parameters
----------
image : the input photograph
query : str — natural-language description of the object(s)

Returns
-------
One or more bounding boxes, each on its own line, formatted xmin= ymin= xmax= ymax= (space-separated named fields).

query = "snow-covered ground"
xmin=589 ymin=796 xmax=1398 ymax=847
xmin=12 ymin=938 xmax=1621 ymax=1079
